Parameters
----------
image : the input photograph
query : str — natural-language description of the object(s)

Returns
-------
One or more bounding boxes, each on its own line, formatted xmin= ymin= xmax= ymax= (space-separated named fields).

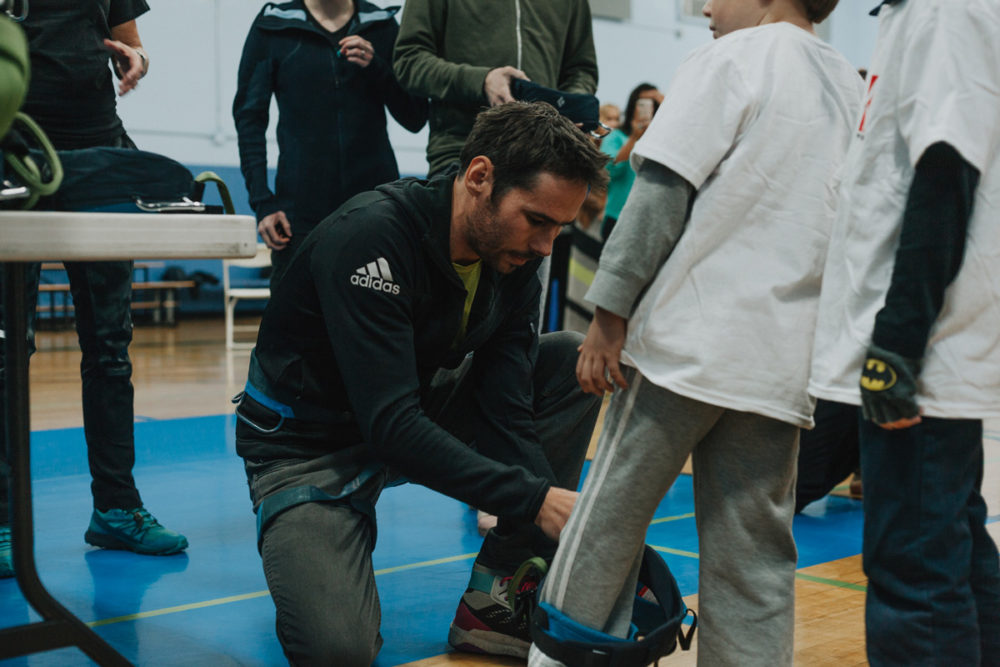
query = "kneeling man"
xmin=235 ymin=102 xmax=609 ymax=665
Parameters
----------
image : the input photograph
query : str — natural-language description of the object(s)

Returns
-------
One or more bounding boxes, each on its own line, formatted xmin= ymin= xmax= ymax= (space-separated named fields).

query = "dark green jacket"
xmin=393 ymin=0 xmax=597 ymax=175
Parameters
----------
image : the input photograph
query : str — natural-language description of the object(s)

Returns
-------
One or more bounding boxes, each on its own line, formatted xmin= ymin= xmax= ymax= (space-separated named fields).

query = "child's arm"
xmin=577 ymin=160 xmax=694 ymax=395
xmin=859 ymin=142 xmax=980 ymax=428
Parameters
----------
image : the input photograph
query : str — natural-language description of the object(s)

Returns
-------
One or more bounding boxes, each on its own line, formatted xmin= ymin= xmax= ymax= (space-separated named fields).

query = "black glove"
xmin=859 ymin=344 xmax=922 ymax=424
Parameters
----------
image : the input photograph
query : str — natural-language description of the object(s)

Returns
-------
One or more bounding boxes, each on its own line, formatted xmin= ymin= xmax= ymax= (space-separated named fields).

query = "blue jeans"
xmin=860 ymin=416 xmax=1000 ymax=666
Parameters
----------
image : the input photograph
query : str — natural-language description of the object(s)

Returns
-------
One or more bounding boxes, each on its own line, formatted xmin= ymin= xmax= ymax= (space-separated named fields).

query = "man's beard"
xmin=464 ymin=198 xmax=536 ymax=273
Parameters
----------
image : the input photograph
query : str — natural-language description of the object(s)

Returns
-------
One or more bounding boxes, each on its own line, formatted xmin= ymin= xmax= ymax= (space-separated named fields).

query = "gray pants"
xmin=242 ymin=331 xmax=601 ymax=666
xmin=530 ymin=367 xmax=799 ymax=667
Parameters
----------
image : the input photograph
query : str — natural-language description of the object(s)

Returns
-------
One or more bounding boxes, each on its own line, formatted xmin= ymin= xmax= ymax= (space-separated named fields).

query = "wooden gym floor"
xmin=2 ymin=317 xmax=998 ymax=665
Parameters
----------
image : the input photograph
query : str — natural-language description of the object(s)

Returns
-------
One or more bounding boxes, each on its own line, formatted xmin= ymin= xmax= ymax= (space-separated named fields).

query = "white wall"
xmin=121 ymin=0 xmax=881 ymax=177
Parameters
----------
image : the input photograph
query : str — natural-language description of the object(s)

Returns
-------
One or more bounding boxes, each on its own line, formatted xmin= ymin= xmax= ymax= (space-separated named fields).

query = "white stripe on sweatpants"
xmin=550 ymin=373 xmax=643 ymax=608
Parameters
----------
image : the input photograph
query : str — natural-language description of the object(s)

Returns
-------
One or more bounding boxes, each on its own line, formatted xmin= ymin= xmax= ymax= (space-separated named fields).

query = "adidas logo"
xmin=350 ymin=257 xmax=400 ymax=295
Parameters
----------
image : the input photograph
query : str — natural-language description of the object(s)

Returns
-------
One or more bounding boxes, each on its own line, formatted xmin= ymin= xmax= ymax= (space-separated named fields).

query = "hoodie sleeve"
xmin=233 ymin=18 xmax=280 ymax=221
xmin=368 ymin=19 xmax=429 ymax=132
xmin=557 ymin=0 xmax=598 ymax=94
xmin=392 ymin=0 xmax=492 ymax=105
xmin=313 ymin=203 xmax=550 ymax=521
xmin=468 ymin=275 xmax=558 ymax=483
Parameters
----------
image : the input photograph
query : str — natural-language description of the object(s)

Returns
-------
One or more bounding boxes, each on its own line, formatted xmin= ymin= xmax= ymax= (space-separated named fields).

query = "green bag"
xmin=0 ymin=14 xmax=29 ymax=139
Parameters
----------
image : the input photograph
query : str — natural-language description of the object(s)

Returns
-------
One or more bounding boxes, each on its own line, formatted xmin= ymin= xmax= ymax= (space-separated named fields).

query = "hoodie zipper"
xmin=515 ymin=0 xmax=523 ymax=70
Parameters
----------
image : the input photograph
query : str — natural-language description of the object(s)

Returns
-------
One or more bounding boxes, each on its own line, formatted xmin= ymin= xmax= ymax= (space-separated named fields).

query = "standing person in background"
xmin=392 ymin=0 xmax=598 ymax=179
xmin=809 ymin=0 xmax=1000 ymax=663
xmin=393 ymin=0 xmax=598 ymax=334
xmin=233 ymin=0 xmax=428 ymax=287
xmin=600 ymin=83 xmax=662 ymax=241
xmin=0 ymin=0 xmax=188 ymax=580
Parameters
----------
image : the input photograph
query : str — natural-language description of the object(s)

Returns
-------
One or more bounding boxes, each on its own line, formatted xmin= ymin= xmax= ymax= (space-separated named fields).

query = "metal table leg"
xmin=0 ymin=263 xmax=132 ymax=665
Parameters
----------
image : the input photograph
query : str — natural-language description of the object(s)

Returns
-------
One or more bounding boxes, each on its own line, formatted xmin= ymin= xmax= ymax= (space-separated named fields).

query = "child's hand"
xmin=576 ymin=307 xmax=629 ymax=395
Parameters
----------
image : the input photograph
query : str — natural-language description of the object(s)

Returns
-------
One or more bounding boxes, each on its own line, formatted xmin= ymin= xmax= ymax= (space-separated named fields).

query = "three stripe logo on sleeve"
xmin=350 ymin=257 xmax=401 ymax=295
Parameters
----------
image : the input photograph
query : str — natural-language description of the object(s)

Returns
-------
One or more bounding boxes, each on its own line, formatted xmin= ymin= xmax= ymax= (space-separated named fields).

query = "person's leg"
xmin=529 ymin=372 xmax=721 ymax=666
xmin=860 ymin=416 xmax=996 ymax=665
xmin=477 ymin=331 xmax=601 ymax=569
xmin=238 ymin=398 xmax=388 ymax=665
xmin=429 ymin=331 xmax=601 ymax=571
xmin=64 ymin=260 xmax=141 ymax=511
xmin=261 ymin=500 xmax=382 ymax=666
xmin=967 ymin=447 xmax=1000 ymax=664
xmin=441 ymin=331 xmax=601 ymax=656
xmin=692 ymin=411 xmax=799 ymax=667
xmin=0 ymin=261 xmax=40 ymax=576
xmin=795 ymin=399 xmax=860 ymax=512
xmin=64 ymin=260 xmax=187 ymax=554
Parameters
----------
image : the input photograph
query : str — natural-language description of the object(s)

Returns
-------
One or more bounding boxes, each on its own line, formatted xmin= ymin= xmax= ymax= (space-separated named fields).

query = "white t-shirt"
xmin=809 ymin=0 xmax=1000 ymax=418
xmin=623 ymin=23 xmax=863 ymax=428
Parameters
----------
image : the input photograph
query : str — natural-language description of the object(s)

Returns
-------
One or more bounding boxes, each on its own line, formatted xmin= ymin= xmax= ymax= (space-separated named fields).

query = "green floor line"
xmin=647 ymin=544 xmax=868 ymax=593
xmin=85 ymin=552 xmax=479 ymax=628
xmin=794 ymin=572 xmax=867 ymax=592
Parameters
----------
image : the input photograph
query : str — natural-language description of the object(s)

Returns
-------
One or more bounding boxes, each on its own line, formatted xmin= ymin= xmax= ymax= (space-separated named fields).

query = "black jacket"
xmin=233 ymin=0 xmax=427 ymax=226
xmin=242 ymin=174 xmax=552 ymax=521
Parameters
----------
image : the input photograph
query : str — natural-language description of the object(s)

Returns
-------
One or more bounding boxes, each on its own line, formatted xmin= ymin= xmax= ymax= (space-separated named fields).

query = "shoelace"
xmin=506 ymin=556 xmax=548 ymax=625
xmin=129 ymin=508 xmax=160 ymax=536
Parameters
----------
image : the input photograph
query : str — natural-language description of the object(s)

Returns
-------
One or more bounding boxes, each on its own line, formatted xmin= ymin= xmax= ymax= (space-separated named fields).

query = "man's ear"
xmin=463 ymin=156 xmax=494 ymax=200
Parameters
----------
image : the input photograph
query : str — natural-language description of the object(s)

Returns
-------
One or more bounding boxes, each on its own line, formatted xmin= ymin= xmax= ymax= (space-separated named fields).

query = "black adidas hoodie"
xmin=239 ymin=173 xmax=552 ymax=522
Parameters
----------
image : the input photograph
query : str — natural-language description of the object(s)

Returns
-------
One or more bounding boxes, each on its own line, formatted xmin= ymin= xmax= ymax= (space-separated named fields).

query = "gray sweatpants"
xmin=530 ymin=367 xmax=800 ymax=667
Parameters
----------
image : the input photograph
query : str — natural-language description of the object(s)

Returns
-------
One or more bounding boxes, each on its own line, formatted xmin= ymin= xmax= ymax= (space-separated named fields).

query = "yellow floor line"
xmin=87 ymin=525 xmax=876 ymax=628
xmin=650 ymin=512 xmax=695 ymax=526
xmin=86 ymin=552 xmax=479 ymax=628
xmin=649 ymin=544 xmax=701 ymax=559
xmin=88 ymin=591 xmax=271 ymax=627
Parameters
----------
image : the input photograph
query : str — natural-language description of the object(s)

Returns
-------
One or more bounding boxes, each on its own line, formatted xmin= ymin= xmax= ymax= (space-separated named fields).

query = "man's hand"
xmin=576 ymin=307 xmax=629 ymax=396
xmin=859 ymin=344 xmax=923 ymax=430
xmin=534 ymin=486 xmax=578 ymax=541
xmin=258 ymin=211 xmax=292 ymax=250
xmin=483 ymin=66 xmax=529 ymax=106
xmin=338 ymin=35 xmax=375 ymax=68
xmin=103 ymin=39 xmax=146 ymax=95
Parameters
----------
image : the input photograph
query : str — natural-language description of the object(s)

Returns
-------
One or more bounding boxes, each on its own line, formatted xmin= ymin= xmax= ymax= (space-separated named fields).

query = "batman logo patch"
xmin=860 ymin=357 xmax=897 ymax=392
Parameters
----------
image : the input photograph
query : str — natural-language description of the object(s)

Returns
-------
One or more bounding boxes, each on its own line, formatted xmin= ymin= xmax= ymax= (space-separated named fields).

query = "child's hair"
xmin=800 ymin=0 xmax=838 ymax=23
xmin=599 ymin=103 xmax=620 ymax=124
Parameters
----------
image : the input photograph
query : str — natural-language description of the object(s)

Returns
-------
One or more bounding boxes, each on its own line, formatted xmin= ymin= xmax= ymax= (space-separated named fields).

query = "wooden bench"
xmin=35 ymin=262 xmax=196 ymax=326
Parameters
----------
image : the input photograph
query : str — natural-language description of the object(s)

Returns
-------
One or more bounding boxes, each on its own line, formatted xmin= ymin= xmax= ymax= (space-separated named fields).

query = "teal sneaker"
xmin=85 ymin=508 xmax=188 ymax=555
xmin=0 ymin=525 xmax=12 ymax=578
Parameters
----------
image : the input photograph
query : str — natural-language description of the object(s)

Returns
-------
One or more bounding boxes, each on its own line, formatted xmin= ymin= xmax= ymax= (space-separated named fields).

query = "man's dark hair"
xmin=801 ymin=0 xmax=838 ymax=23
xmin=459 ymin=102 xmax=609 ymax=203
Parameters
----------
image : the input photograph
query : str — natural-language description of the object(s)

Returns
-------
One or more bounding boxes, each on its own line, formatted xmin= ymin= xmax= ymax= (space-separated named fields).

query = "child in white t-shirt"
xmin=528 ymin=0 xmax=863 ymax=665
xmin=809 ymin=0 xmax=1000 ymax=663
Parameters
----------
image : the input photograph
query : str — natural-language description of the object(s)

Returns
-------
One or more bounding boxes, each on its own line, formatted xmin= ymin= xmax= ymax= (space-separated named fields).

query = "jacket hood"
xmin=376 ymin=173 xmax=456 ymax=273
xmin=257 ymin=0 xmax=400 ymax=33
